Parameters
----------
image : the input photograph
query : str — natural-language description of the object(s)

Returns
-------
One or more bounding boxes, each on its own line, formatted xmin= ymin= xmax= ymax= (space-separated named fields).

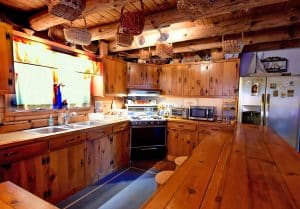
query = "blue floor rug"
xmin=57 ymin=167 xmax=158 ymax=209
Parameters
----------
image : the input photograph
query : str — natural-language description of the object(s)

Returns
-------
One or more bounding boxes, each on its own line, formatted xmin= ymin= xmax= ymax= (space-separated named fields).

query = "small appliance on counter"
xmin=189 ymin=106 xmax=215 ymax=121
xmin=170 ymin=107 xmax=189 ymax=119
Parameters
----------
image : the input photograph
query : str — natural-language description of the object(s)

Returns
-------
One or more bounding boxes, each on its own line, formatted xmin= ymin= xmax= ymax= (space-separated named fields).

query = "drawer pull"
xmin=5 ymin=151 xmax=19 ymax=157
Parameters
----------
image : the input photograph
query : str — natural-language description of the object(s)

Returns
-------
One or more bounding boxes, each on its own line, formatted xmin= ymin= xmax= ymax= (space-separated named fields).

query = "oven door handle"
xmin=131 ymin=125 xmax=166 ymax=128
xmin=139 ymin=147 xmax=158 ymax=151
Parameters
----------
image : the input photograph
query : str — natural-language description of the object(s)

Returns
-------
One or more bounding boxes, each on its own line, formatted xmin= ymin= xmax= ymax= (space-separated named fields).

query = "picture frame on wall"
xmin=260 ymin=57 xmax=288 ymax=73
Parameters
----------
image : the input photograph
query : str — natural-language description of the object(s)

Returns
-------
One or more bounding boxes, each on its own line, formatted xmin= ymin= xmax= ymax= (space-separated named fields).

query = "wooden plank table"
xmin=142 ymin=124 xmax=300 ymax=209
xmin=0 ymin=181 xmax=58 ymax=209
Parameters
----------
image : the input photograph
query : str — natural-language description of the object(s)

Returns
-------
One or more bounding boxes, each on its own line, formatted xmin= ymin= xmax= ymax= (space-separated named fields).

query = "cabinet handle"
xmin=8 ymin=78 xmax=13 ymax=86
xmin=141 ymin=72 xmax=143 ymax=78
xmin=184 ymin=77 xmax=187 ymax=83
xmin=4 ymin=151 xmax=19 ymax=157
xmin=145 ymin=72 xmax=148 ymax=79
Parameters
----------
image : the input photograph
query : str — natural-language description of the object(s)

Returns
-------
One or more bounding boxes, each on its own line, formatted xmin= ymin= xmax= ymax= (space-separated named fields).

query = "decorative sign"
xmin=260 ymin=57 xmax=288 ymax=73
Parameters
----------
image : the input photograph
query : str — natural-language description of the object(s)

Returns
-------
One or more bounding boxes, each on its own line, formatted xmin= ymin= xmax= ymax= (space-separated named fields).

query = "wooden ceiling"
xmin=0 ymin=0 xmax=299 ymax=55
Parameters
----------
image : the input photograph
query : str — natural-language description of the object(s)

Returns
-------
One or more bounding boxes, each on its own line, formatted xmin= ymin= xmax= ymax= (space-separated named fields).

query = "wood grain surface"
xmin=142 ymin=123 xmax=300 ymax=209
xmin=0 ymin=181 xmax=58 ymax=209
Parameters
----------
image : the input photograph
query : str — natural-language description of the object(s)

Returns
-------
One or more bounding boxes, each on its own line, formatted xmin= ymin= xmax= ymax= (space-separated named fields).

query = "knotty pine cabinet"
xmin=127 ymin=62 xmax=159 ymax=89
xmin=167 ymin=121 xmax=234 ymax=159
xmin=0 ymin=22 xmax=14 ymax=94
xmin=167 ymin=121 xmax=199 ymax=159
xmin=0 ymin=141 xmax=49 ymax=199
xmin=48 ymin=133 xmax=86 ymax=203
xmin=160 ymin=59 xmax=239 ymax=97
xmin=85 ymin=126 xmax=113 ymax=185
xmin=103 ymin=56 xmax=127 ymax=95
xmin=113 ymin=122 xmax=130 ymax=170
xmin=160 ymin=64 xmax=187 ymax=96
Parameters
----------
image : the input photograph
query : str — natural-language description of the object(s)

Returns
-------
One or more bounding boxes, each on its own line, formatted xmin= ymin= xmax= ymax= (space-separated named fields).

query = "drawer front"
xmin=0 ymin=141 xmax=48 ymax=165
xmin=87 ymin=126 xmax=112 ymax=141
xmin=168 ymin=122 xmax=197 ymax=131
xmin=113 ymin=122 xmax=129 ymax=133
xmin=49 ymin=133 xmax=86 ymax=150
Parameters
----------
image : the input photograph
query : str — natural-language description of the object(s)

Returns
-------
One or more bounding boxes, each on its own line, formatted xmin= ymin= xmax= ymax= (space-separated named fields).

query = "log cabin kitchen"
xmin=0 ymin=0 xmax=299 ymax=209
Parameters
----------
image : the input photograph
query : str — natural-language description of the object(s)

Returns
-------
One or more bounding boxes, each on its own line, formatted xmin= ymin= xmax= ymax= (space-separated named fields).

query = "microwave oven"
xmin=189 ymin=106 xmax=215 ymax=121
xmin=170 ymin=107 xmax=189 ymax=119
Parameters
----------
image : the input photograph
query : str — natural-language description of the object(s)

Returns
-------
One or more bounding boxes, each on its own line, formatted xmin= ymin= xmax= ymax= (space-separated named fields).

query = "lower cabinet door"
xmin=48 ymin=143 xmax=86 ymax=203
xmin=99 ymin=135 xmax=114 ymax=179
xmin=86 ymin=138 xmax=102 ymax=185
xmin=178 ymin=130 xmax=198 ymax=156
xmin=0 ymin=154 xmax=49 ymax=199
xmin=113 ymin=129 xmax=130 ymax=170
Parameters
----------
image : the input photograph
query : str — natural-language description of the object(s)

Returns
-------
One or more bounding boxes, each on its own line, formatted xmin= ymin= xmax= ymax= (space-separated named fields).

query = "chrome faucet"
xmin=64 ymin=112 xmax=77 ymax=125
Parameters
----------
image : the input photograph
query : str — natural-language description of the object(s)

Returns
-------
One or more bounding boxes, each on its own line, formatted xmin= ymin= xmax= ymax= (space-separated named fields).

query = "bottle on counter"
xmin=48 ymin=114 xmax=54 ymax=126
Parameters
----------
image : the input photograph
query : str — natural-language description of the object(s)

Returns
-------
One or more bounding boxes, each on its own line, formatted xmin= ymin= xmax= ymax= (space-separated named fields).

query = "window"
xmin=11 ymin=38 xmax=97 ymax=111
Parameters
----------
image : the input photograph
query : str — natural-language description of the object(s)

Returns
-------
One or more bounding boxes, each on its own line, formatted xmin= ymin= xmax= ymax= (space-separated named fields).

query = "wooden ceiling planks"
xmin=0 ymin=0 xmax=45 ymax=11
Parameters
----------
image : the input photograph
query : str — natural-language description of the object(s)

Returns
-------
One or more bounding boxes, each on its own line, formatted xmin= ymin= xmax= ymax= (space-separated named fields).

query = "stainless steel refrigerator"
xmin=238 ymin=76 xmax=300 ymax=151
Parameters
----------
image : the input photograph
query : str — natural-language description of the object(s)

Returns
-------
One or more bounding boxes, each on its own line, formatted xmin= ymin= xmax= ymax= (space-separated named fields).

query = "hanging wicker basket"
xmin=222 ymin=33 xmax=244 ymax=54
xmin=47 ymin=0 xmax=86 ymax=21
xmin=156 ymin=42 xmax=173 ymax=58
xmin=116 ymin=26 xmax=134 ymax=47
xmin=120 ymin=0 xmax=145 ymax=35
xmin=48 ymin=25 xmax=66 ymax=43
xmin=64 ymin=18 xmax=91 ymax=46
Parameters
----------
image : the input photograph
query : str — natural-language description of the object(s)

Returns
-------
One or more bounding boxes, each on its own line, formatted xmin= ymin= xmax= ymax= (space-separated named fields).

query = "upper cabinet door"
xmin=103 ymin=56 xmax=127 ymax=95
xmin=144 ymin=64 xmax=159 ymax=89
xmin=222 ymin=60 xmax=239 ymax=96
xmin=0 ymin=22 xmax=14 ymax=94
xmin=159 ymin=65 xmax=172 ymax=95
xmin=127 ymin=62 xmax=145 ymax=89
xmin=171 ymin=65 xmax=184 ymax=96
xmin=209 ymin=62 xmax=223 ymax=96
xmin=186 ymin=64 xmax=210 ymax=96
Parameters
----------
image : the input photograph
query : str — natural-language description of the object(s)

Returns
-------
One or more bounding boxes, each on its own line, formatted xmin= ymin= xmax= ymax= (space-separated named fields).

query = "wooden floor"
xmin=142 ymin=124 xmax=300 ymax=209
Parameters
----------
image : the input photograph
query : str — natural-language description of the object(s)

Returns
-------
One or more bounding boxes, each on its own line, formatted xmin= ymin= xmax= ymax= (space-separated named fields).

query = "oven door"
xmin=130 ymin=125 xmax=166 ymax=148
xmin=130 ymin=125 xmax=166 ymax=161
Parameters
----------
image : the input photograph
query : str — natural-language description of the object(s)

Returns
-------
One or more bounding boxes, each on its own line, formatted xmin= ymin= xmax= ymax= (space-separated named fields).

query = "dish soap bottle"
xmin=48 ymin=114 xmax=54 ymax=126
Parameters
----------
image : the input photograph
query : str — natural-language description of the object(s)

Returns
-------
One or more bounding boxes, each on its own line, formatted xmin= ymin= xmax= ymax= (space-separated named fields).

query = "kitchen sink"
xmin=75 ymin=121 xmax=105 ymax=126
xmin=61 ymin=124 xmax=88 ymax=129
xmin=26 ymin=127 xmax=70 ymax=134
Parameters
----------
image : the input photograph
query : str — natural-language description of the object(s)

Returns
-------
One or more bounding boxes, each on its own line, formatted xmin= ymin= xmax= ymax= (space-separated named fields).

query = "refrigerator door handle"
xmin=261 ymin=93 xmax=265 ymax=126
xmin=265 ymin=93 xmax=270 ymax=126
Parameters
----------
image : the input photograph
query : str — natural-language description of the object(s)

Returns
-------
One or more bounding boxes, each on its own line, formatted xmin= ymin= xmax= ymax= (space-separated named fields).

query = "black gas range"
xmin=129 ymin=115 xmax=167 ymax=161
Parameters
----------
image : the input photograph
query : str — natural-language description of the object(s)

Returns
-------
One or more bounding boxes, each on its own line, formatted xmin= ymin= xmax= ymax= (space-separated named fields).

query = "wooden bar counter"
xmin=142 ymin=124 xmax=300 ymax=209
xmin=0 ymin=181 xmax=58 ymax=209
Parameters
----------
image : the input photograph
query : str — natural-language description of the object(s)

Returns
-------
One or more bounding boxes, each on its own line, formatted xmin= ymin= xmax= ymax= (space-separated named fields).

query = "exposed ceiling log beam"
xmin=29 ymin=0 xmax=129 ymax=31
xmin=90 ymin=0 xmax=288 ymax=41
xmin=173 ymin=25 xmax=300 ymax=53
xmin=243 ymin=39 xmax=300 ymax=52
xmin=117 ymin=25 xmax=300 ymax=56
xmin=108 ymin=8 xmax=300 ymax=52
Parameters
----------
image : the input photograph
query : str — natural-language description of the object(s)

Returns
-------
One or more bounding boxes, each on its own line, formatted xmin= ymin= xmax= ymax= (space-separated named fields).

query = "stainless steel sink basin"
xmin=26 ymin=127 xmax=70 ymax=134
xmin=75 ymin=121 xmax=105 ymax=126
xmin=61 ymin=124 xmax=88 ymax=129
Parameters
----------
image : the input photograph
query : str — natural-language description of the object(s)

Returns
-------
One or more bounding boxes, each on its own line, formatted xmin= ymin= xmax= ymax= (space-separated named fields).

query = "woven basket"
xmin=120 ymin=0 xmax=145 ymax=35
xmin=139 ymin=48 xmax=152 ymax=60
xmin=47 ymin=0 xmax=86 ymax=21
xmin=156 ymin=42 xmax=173 ymax=58
xmin=64 ymin=17 xmax=91 ymax=46
xmin=116 ymin=26 xmax=134 ymax=47
xmin=211 ymin=48 xmax=224 ymax=61
xmin=222 ymin=34 xmax=244 ymax=54
xmin=48 ymin=25 xmax=66 ymax=43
